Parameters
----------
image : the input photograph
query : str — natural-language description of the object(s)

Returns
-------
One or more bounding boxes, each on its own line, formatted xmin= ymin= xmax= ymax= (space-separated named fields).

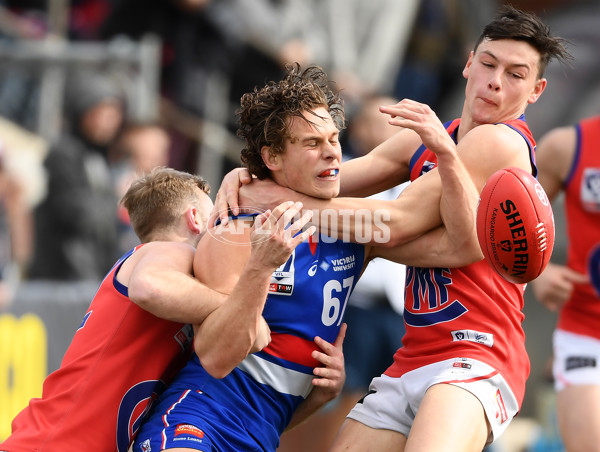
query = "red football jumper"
xmin=0 ymin=245 xmax=193 ymax=452
xmin=557 ymin=115 xmax=600 ymax=339
xmin=386 ymin=116 xmax=536 ymax=408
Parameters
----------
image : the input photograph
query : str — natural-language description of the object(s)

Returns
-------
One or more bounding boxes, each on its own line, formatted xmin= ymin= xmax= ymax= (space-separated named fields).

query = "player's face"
xmin=462 ymin=38 xmax=547 ymax=126
xmin=266 ymin=106 xmax=342 ymax=200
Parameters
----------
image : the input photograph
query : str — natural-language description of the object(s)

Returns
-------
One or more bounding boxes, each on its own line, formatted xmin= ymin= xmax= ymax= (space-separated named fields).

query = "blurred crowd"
xmin=0 ymin=0 xmax=600 ymax=306
xmin=0 ymin=0 xmax=595 ymax=320
xmin=0 ymin=0 xmax=493 ymax=301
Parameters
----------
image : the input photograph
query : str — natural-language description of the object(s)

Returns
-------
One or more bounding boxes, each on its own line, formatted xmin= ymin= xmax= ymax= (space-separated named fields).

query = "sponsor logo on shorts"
xmin=451 ymin=329 xmax=494 ymax=347
xmin=495 ymin=389 xmax=508 ymax=424
xmin=175 ymin=424 xmax=205 ymax=439
xmin=566 ymin=356 xmax=597 ymax=371
xmin=141 ymin=439 xmax=151 ymax=452
xmin=452 ymin=361 xmax=472 ymax=369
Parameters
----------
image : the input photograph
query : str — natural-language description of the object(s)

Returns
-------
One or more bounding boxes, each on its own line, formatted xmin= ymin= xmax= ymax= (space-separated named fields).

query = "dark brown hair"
xmin=237 ymin=64 xmax=345 ymax=179
xmin=474 ymin=4 xmax=572 ymax=77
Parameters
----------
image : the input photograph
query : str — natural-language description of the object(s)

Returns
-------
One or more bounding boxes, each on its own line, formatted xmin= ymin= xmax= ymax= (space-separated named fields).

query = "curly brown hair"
xmin=237 ymin=64 xmax=345 ymax=180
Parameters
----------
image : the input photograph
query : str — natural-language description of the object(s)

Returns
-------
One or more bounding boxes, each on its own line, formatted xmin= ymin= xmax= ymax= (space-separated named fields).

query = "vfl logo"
xmin=582 ymin=168 xmax=600 ymax=212
xmin=403 ymin=267 xmax=468 ymax=327
xmin=451 ymin=329 xmax=494 ymax=347
xmin=421 ymin=160 xmax=436 ymax=176
xmin=500 ymin=240 xmax=512 ymax=252
xmin=269 ymin=251 xmax=295 ymax=296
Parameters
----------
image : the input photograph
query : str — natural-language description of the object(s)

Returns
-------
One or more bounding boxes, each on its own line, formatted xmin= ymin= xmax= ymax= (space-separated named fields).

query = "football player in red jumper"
xmin=0 ymin=168 xmax=312 ymax=452
xmin=532 ymin=115 xmax=600 ymax=452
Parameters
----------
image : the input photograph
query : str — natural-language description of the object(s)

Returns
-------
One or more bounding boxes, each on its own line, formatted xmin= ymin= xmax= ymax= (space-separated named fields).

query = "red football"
xmin=476 ymin=167 xmax=555 ymax=284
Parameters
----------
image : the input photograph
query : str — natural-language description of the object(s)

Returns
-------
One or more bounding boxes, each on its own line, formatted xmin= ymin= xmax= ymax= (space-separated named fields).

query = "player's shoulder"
xmin=118 ymin=241 xmax=197 ymax=282
xmin=465 ymin=122 xmax=526 ymax=148
xmin=194 ymin=216 xmax=255 ymax=286
xmin=459 ymin=123 xmax=529 ymax=165
xmin=203 ymin=214 xmax=256 ymax=248
xmin=133 ymin=241 xmax=197 ymax=259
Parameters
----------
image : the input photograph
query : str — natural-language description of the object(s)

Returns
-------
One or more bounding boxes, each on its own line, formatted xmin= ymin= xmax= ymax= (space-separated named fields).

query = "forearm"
xmin=284 ymin=387 xmax=334 ymax=432
xmin=130 ymin=266 xmax=227 ymax=324
xmin=338 ymin=154 xmax=406 ymax=197
xmin=435 ymin=147 xmax=482 ymax=263
xmin=263 ymin=193 xmax=436 ymax=248
xmin=339 ymin=128 xmax=413 ymax=197
xmin=374 ymin=225 xmax=482 ymax=268
xmin=193 ymin=256 xmax=274 ymax=379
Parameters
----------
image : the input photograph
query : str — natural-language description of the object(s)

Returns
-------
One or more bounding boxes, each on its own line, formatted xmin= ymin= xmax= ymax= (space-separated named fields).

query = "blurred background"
xmin=0 ymin=0 xmax=599 ymax=450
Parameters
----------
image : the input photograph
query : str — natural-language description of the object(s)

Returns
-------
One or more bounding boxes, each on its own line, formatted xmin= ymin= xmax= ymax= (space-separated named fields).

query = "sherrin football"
xmin=476 ymin=167 xmax=555 ymax=284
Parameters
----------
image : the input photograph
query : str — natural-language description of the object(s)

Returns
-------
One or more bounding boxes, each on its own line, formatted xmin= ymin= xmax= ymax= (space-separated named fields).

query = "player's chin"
xmin=312 ymin=183 xmax=340 ymax=200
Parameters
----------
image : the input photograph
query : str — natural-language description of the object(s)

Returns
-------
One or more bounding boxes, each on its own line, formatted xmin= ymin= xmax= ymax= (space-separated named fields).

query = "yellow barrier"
xmin=0 ymin=313 xmax=47 ymax=441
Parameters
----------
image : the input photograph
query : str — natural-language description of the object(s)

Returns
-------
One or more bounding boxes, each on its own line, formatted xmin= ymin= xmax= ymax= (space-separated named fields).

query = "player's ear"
xmin=186 ymin=207 xmax=203 ymax=234
xmin=462 ymin=51 xmax=474 ymax=79
xmin=527 ymin=78 xmax=547 ymax=105
xmin=261 ymin=145 xmax=281 ymax=171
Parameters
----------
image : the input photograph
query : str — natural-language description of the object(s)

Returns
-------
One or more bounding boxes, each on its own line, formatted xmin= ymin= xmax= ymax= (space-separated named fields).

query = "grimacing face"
xmin=462 ymin=38 xmax=546 ymax=127
xmin=262 ymin=106 xmax=342 ymax=200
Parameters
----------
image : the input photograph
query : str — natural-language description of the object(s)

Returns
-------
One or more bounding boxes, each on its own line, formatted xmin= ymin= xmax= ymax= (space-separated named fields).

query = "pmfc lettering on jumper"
xmin=500 ymin=199 xmax=529 ymax=278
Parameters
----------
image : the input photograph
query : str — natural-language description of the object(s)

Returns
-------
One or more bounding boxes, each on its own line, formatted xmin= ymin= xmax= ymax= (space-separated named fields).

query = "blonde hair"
xmin=121 ymin=167 xmax=210 ymax=242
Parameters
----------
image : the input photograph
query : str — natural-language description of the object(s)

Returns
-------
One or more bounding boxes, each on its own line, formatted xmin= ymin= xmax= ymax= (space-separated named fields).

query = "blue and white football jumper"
xmin=134 ymin=234 xmax=365 ymax=452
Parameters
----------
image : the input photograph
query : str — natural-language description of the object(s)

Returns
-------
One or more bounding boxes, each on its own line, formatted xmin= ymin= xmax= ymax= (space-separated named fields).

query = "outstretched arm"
xmin=213 ymin=100 xmax=532 ymax=268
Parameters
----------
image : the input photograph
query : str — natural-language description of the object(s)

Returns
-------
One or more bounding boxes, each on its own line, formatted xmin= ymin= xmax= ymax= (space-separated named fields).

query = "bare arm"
xmin=531 ymin=262 xmax=589 ymax=311
xmin=534 ymin=125 xmax=576 ymax=201
xmin=193 ymin=202 xmax=315 ymax=379
xmin=530 ymin=125 xmax=587 ymax=309
xmin=126 ymin=241 xmax=226 ymax=324
xmin=369 ymin=99 xmax=483 ymax=266
xmin=214 ymin=100 xmax=533 ymax=268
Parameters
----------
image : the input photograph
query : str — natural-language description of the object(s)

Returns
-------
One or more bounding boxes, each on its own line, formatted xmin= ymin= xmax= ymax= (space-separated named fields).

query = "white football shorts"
xmin=346 ymin=357 xmax=519 ymax=445
xmin=553 ymin=329 xmax=600 ymax=392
